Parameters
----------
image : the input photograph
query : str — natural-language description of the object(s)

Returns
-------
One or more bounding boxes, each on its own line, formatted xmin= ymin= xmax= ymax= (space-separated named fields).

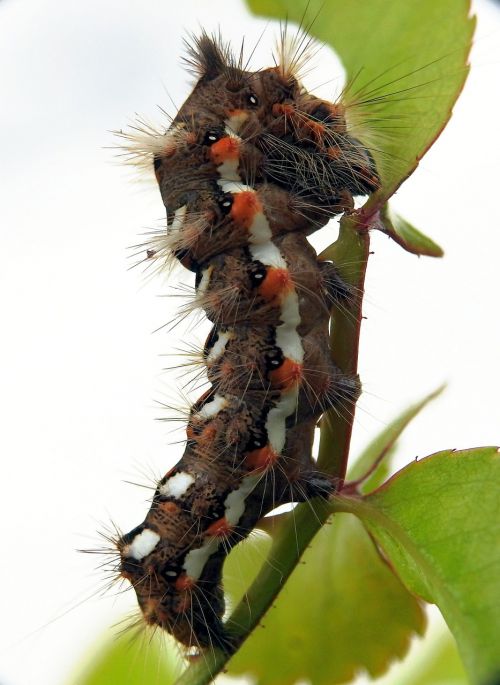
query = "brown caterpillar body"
xmin=116 ymin=33 xmax=379 ymax=652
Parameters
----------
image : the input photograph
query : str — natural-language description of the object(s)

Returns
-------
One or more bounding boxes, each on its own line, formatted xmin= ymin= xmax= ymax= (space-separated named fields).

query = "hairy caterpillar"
xmin=114 ymin=30 xmax=380 ymax=653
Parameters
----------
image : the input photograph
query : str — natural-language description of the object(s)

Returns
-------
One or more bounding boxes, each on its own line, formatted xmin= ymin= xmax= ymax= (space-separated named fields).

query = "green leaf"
xmin=225 ymin=514 xmax=426 ymax=685
xmin=247 ymin=0 xmax=475 ymax=204
xmin=334 ymin=447 xmax=500 ymax=685
xmin=378 ymin=204 xmax=444 ymax=258
xmin=75 ymin=630 xmax=178 ymax=685
xmin=348 ymin=385 xmax=445 ymax=493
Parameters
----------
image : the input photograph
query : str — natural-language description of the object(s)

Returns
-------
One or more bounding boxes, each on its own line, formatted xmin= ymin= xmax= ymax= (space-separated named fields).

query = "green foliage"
xmin=226 ymin=515 xmax=425 ymax=684
xmin=335 ymin=447 xmax=500 ymax=685
xmin=378 ymin=204 xmax=444 ymax=258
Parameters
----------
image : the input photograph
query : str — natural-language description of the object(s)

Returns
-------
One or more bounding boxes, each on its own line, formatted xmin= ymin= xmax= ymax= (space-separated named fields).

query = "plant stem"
xmin=175 ymin=212 xmax=370 ymax=685
xmin=317 ymin=214 xmax=371 ymax=479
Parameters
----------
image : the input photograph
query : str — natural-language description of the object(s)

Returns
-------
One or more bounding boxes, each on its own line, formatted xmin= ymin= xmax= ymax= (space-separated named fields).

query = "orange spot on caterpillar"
xmin=175 ymin=574 xmax=196 ymax=592
xmin=245 ymin=445 xmax=279 ymax=471
xmin=272 ymin=103 xmax=295 ymax=117
xmin=269 ymin=358 xmax=303 ymax=388
xmin=229 ymin=191 xmax=262 ymax=228
xmin=226 ymin=108 xmax=246 ymax=117
xmin=205 ymin=517 xmax=232 ymax=537
xmin=257 ymin=267 xmax=293 ymax=300
xmin=217 ymin=360 xmax=235 ymax=380
xmin=210 ymin=137 xmax=240 ymax=165
xmin=196 ymin=425 xmax=217 ymax=447
xmin=304 ymin=119 xmax=326 ymax=142
xmin=160 ymin=501 xmax=180 ymax=514
xmin=326 ymin=146 xmax=341 ymax=160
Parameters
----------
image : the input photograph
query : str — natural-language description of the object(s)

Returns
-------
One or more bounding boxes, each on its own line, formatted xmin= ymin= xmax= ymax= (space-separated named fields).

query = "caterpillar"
xmin=115 ymin=30 xmax=380 ymax=653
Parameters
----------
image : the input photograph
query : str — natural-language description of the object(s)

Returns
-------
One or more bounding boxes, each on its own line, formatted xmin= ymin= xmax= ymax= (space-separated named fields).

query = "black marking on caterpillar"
xmin=113 ymin=30 xmax=379 ymax=653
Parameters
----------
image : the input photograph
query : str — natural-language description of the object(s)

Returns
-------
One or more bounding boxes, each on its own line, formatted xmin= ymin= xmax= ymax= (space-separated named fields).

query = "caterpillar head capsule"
xmin=151 ymin=32 xmax=380 ymax=243
xmin=117 ymin=520 xmax=229 ymax=650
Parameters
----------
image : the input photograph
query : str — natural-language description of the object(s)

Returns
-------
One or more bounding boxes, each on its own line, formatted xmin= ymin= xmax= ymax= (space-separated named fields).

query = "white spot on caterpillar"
xmin=224 ymin=474 xmax=261 ymax=526
xmin=225 ymin=112 xmax=248 ymax=134
xmin=196 ymin=393 xmax=228 ymax=419
xmin=248 ymin=212 xmax=273 ymax=244
xmin=206 ymin=329 xmax=234 ymax=363
xmin=159 ymin=471 xmax=195 ymax=498
xmin=249 ymin=241 xmax=287 ymax=268
xmin=217 ymin=180 xmax=253 ymax=194
xmin=197 ymin=265 xmax=213 ymax=295
xmin=279 ymin=291 xmax=302 ymax=330
xmin=275 ymin=323 xmax=303 ymax=362
xmin=182 ymin=473 xmax=262 ymax=581
xmin=217 ymin=158 xmax=240 ymax=181
xmin=123 ymin=528 xmax=160 ymax=560
xmin=170 ymin=204 xmax=187 ymax=233
xmin=182 ymin=537 xmax=220 ymax=580
xmin=224 ymin=122 xmax=243 ymax=140
xmin=266 ymin=389 xmax=299 ymax=454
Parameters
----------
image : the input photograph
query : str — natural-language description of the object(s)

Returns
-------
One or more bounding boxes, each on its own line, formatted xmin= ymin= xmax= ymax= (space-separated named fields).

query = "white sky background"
xmin=0 ymin=0 xmax=499 ymax=684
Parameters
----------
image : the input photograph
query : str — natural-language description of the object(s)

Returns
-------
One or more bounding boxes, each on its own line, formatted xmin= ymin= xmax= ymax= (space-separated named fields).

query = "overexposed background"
xmin=1 ymin=0 xmax=499 ymax=684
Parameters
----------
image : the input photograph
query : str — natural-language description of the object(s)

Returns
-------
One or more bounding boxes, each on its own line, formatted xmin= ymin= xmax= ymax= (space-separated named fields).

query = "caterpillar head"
xmin=117 ymin=520 xmax=228 ymax=650
xmin=176 ymin=31 xmax=304 ymax=137
xmin=152 ymin=33 xmax=379 ymax=223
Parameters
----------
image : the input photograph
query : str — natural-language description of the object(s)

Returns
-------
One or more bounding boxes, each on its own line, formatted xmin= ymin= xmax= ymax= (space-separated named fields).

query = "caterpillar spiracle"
xmin=114 ymin=31 xmax=380 ymax=653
